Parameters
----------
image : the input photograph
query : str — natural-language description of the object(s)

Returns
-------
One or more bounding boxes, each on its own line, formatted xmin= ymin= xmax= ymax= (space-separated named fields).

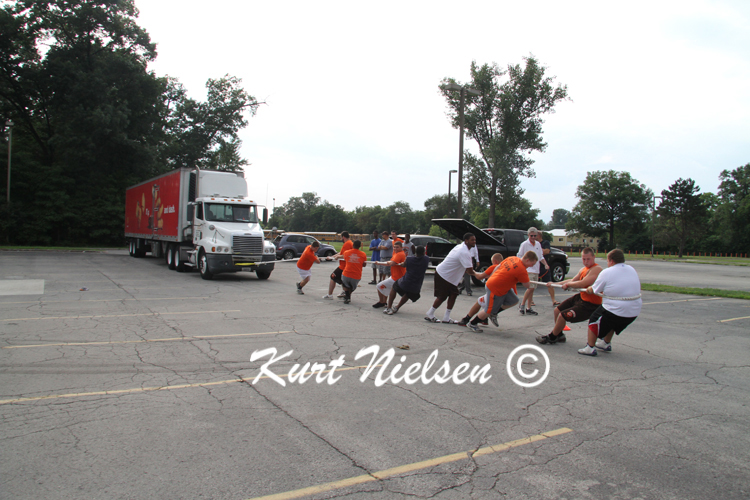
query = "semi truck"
xmin=124 ymin=168 xmax=276 ymax=280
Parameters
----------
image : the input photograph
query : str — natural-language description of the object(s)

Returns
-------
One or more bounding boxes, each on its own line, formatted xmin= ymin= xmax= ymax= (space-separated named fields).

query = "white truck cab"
xmin=189 ymin=170 xmax=276 ymax=280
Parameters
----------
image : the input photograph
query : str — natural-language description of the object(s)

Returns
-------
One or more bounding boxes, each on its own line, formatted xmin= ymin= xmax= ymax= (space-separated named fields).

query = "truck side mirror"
xmin=262 ymin=208 xmax=268 ymax=225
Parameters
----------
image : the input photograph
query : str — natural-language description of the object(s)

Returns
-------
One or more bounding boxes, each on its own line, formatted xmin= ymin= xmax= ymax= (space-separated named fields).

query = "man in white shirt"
xmin=459 ymin=243 xmax=479 ymax=296
xmin=517 ymin=227 xmax=547 ymax=316
xmin=425 ymin=233 xmax=478 ymax=324
xmin=578 ymin=249 xmax=642 ymax=356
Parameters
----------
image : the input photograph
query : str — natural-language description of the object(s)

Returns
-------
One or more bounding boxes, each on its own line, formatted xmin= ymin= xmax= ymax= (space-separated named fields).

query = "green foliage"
xmin=0 ymin=1 xmax=258 ymax=245
xmin=548 ymin=208 xmax=570 ymax=229
xmin=441 ymin=56 xmax=568 ymax=227
xmin=716 ymin=163 xmax=750 ymax=252
xmin=567 ymin=170 xmax=652 ymax=250
xmin=655 ymin=178 xmax=708 ymax=258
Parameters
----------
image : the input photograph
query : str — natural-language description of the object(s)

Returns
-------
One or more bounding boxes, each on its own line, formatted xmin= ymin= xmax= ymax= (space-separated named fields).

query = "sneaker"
xmin=489 ymin=314 xmax=498 ymax=327
xmin=525 ymin=308 xmax=539 ymax=316
xmin=297 ymin=288 xmax=304 ymax=295
xmin=322 ymin=294 xmax=333 ymax=300
xmin=466 ymin=291 xmax=472 ymax=296
xmin=337 ymin=291 xmax=346 ymax=298
xmin=390 ymin=306 xmax=398 ymax=315
xmin=480 ymin=319 xmax=489 ymax=326
xmin=372 ymin=302 xmax=386 ymax=308
xmin=344 ymin=298 xmax=350 ymax=304
xmin=458 ymin=316 xmax=471 ymax=326
xmin=424 ymin=316 xmax=439 ymax=323
xmin=519 ymin=307 xmax=526 ymax=316
xmin=557 ymin=333 xmax=567 ymax=343
xmin=578 ymin=345 xmax=597 ymax=356
xmin=595 ymin=339 xmax=611 ymax=352
xmin=368 ymin=280 xmax=377 ymax=285
xmin=468 ymin=323 xmax=483 ymax=333
xmin=384 ymin=308 xmax=393 ymax=315
xmin=536 ymin=335 xmax=557 ymax=345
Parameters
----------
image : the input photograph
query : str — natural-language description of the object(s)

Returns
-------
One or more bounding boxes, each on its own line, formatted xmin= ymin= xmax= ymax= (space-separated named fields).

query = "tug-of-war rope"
xmin=275 ymin=258 xmax=642 ymax=301
xmin=528 ymin=281 xmax=642 ymax=301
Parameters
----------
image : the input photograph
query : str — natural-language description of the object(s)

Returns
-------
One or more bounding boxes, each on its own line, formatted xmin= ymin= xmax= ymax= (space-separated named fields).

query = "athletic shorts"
xmin=482 ymin=289 xmax=519 ymax=314
xmin=341 ymin=275 xmax=360 ymax=291
xmin=538 ymin=266 xmax=552 ymax=283
xmin=433 ymin=272 xmax=459 ymax=300
xmin=526 ymin=272 xmax=539 ymax=289
xmin=588 ymin=306 xmax=637 ymax=339
xmin=394 ymin=279 xmax=421 ymax=302
xmin=377 ymin=277 xmax=395 ymax=296
xmin=330 ymin=267 xmax=343 ymax=285
xmin=297 ymin=268 xmax=312 ymax=280
xmin=558 ymin=294 xmax=600 ymax=324
xmin=379 ymin=263 xmax=391 ymax=276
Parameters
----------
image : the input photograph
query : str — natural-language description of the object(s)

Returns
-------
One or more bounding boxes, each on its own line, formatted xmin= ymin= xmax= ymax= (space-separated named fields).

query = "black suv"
xmin=273 ymin=234 xmax=336 ymax=260
xmin=426 ymin=219 xmax=569 ymax=284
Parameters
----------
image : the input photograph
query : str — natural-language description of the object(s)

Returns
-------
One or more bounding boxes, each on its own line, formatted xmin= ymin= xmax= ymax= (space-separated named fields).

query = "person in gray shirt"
xmin=377 ymin=230 xmax=393 ymax=280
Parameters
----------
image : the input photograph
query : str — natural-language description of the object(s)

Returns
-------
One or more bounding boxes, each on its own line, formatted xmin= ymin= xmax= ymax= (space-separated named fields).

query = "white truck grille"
xmin=233 ymin=236 xmax=263 ymax=255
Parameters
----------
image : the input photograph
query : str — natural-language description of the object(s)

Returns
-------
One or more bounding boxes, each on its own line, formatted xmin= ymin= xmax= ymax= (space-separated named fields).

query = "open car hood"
xmin=431 ymin=219 xmax=503 ymax=247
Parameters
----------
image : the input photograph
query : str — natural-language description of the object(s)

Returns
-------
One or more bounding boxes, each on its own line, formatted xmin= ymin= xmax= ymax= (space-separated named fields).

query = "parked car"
xmin=426 ymin=219 xmax=569 ymax=284
xmin=273 ymin=233 xmax=336 ymax=260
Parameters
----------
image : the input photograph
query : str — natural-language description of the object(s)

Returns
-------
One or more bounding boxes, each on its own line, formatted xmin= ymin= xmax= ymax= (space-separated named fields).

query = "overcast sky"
xmin=135 ymin=0 xmax=749 ymax=224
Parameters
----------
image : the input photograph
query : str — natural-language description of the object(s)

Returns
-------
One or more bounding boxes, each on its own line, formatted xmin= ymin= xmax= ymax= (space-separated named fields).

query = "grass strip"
xmin=640 ymin=283 xmax=750 ymax=300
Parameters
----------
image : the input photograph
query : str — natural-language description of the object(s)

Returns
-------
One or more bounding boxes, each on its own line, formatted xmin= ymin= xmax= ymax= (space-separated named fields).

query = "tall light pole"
xmin=441 ymin=83 xmax=480 ymax=220
xmin=448 ymin=169 xmax=457 ymax=217
xmin=5 ymin=119 xmax=13 ymax=205
xmin=651 ymin=195 xmax=662 ymax=258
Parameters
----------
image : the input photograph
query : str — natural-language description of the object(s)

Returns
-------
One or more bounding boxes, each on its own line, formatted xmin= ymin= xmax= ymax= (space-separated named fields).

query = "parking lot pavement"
xmin=1 ymin=251 xmax=749 ymax=499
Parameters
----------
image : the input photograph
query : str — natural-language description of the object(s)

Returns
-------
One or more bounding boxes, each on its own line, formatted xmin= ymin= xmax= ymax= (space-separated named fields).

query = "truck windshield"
xmin=205 ymin=204 xmax=258 ymax=223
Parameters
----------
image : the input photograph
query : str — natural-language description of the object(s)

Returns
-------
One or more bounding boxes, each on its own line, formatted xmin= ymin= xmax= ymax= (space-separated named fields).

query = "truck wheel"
xmin=551 ymin=262 xmax=565 ymax=282
xmin=256 ymin=270 xmax=271 ymax=280
xmin=166 ymin=244 xmax=176 ymax=270
xmin=174 ymin=246 xmax=186 ymax=272
xmin=283 ymin=250 xmax=295 ymax=260
xmin=198 ymin=250 xmax=213 ymax=280
xmin=128 ymin=240 xmax=135 ymax=257
xmin=134 ymin=240 xmax=146 ymax=258
xmin=324 ymin=250 xmax=335 ymax=257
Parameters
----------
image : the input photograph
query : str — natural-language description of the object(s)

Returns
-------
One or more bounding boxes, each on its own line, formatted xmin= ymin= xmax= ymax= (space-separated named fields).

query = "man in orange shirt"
xmin=296 ymin=241 xmax=321 ymax=295
xmin=466 ymin=251 xmax=538 ymax=332
xmin=323 ymin=231 xmax=352 ymax=300
xmin=340 ymin=240 xmax=368 ymax=304
xmin=457 ymin=253 xmax=505 ymax=326
xmin=536 ymin=247 xmax=603 ymax=345
xmin=373 ymin=240 xmax=406 ymax=308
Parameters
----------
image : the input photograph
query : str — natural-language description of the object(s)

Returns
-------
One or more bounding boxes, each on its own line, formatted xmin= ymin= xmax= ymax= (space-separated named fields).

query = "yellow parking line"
xmin=0 ymin=364 xmax=378 ymax=405
xmin=247 ymin=428 xmax=573 ymax=500
xmin=2 ymin=310 xmax=241 ymax=322
xmin=0 ymin=297 xmax=208 ymax=305
xmin=718 ymin=315 xmax=750 ymax=323
xmin=2 ymin=331 xmax=293 ymax=349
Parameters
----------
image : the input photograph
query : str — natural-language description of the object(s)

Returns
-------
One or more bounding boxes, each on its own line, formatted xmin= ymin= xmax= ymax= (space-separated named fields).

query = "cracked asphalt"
xmin=1 ymin=250 xmax=749 ymax=499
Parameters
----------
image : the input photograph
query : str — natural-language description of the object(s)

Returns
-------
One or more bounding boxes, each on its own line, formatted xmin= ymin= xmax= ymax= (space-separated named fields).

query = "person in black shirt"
xmin=384 ymin=245 xmax=431 ymax=315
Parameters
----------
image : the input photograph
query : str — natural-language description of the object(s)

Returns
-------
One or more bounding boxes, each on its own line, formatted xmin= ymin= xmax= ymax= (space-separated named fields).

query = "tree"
xmin=567 ymin=170 xmax=652 ymax=250
xmin=715 ymin=164 xmax=750 ymax=252
xmin=0 ymin=1 xmax=260 ymax=245
xmin=441 ymin=56 xmax=568 ymax=227
xmin=157 ymin=75 xmax=261 ymax=172
xmin=655 ymin=178 xmax=708 ymax=257
xmin=548 ymin=209 xmax=570 ymax=229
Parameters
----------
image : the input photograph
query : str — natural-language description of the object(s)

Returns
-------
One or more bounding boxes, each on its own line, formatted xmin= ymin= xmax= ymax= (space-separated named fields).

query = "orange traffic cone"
xmin=563 ymin=325 xmax=571 ymax=331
